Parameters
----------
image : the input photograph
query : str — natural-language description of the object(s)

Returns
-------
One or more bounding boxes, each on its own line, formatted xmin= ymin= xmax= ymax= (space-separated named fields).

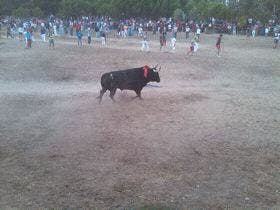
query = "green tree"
xmin=12 ymin=6 xmax=31 ymax=17
xmin=32 ymin=6 xmax=44 ymax=17
xmin=173 ymin=8 xmax=185 ymax=20
xmin=0 ymin=0 xmax=279 ymax=22
xmin=60 ymin=0 xmax=93 ymax=16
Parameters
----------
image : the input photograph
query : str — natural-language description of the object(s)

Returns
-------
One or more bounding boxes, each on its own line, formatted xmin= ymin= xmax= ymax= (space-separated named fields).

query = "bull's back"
xmin=100 ymin=68 xmax=146 ymax=90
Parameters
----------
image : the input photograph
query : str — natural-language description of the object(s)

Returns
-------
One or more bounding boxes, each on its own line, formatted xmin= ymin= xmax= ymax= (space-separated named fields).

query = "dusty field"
xmin=0 ymin=32 xmax=280 ymax=209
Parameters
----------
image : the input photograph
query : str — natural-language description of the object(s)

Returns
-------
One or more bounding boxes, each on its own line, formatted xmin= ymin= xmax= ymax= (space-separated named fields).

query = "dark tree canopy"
xmin=0 ymin=0 xmax=279 ymax=22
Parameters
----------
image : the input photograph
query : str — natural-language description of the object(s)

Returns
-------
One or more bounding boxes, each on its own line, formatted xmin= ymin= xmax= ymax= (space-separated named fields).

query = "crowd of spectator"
xmin=0 ymin=15 xmax=279 ymax=51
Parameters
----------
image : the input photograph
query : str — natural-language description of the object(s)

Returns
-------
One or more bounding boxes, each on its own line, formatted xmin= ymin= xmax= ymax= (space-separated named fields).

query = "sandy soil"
xmin=0 ymin=32 xmax=280 ymax=209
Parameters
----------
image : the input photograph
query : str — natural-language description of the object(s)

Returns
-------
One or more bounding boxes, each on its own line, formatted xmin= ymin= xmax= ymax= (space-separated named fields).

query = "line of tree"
xmin=0 ymin=0 xmax=279 ymax=23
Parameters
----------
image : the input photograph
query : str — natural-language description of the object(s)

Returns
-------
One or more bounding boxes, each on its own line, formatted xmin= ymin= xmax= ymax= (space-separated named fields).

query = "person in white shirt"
xmin=170 ymin=36 xmax=176 ymax=51
xmin=265 ymin=27 xmax=269 ymax=37
xmin=196 ymin=27 xmax=201 ymax=41
xmin=18 ymin=26 xmax=24 ymax=41
xmin=273 ymin=32 xmax=279 ymax=49
xmin=141 ymin=31 xmax=150 ymax=52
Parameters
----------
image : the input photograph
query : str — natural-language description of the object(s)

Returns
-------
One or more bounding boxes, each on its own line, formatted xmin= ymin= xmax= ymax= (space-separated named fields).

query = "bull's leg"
xmin=97 ymin=88 xmax=106 ymax=104
xmin=109 ymin=88 xmax=117 ymax=102
xmin=134 ymin=89 xmax=143 ymax=100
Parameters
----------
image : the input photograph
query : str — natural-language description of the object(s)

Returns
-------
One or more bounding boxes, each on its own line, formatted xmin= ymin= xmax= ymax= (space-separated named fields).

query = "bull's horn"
xmin=153 ymin=66 xmax=161 ymax=72
xmin=154 ymin=64 xmax=159 ymax=69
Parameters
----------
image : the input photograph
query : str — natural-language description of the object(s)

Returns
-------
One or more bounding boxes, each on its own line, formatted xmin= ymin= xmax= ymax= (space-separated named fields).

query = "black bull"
xmin=97 ymin=65 xmax=161 ymax=103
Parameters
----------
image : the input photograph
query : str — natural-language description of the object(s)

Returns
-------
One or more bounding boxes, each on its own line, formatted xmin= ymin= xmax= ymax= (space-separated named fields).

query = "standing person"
xmin=163 ymin=31 xmax=167 ymax=47
xmin=30 ymin=27 xmax=35 ymax=42
xmin=196 ymin=26 xmax=201 ymax=41
xmin=25 ymin=29 xmax=32 ymax=48
xmin=87 ymin=27 xmax=92 ymax=45
xmin=160 ymin=31 xmax=167 ymax=51
xmin=159 ymin=32 xmax=164 ymax=50
xmin=273 ymin=32 xmax=279 ymax=49
xmin=7 ymin=25 xmax=13 ymax=38
xmin=77 ymin=30 xmax=83 ymax=47
xmin=170 ymin=35 xmax=176 ymax=52
xmin=265 ymin=27 xmax=269 ymax=37
xmin=141 ymin=31 xmax=150 ymax=52
xmin=186 ymin=25 xmax=190 ymax=39
xmin=232 ymin=24 xmax=237 ymax=35
xmin=138 ymin=25 xmax=143 ymax=37
xmin=53 ymin=24 xmax=57 ymax=36
xmin=18 ymin=25 xmax=24 ymax=41
xmin=216 ymin=34 xmax=223 ymax=56
xmin=100 ymin=30 xmax=106 ymax=46
xmin=23 ymin=28 xmax=28 ymax=48
xmin=123 ymin=24 xmax=128 ymax=38
xmin=173 ymin=25 xmax=178 ymax=39
xmin=117 ymin=24 xmax=121 ymax=37
xmin=252 ymin=26 xmax=256 ymax=38
xmin=70 ymin=21 xmax=74 ymax=37
xmin=187 ymin=41 xmax=196 ymax=56
xmin=40 ymin=25 xmax=46 ymax=42
xmin=48 ymin=29 xmax=54 ymax=49
xmin=152 ymin=23 xmax=157 ymax=35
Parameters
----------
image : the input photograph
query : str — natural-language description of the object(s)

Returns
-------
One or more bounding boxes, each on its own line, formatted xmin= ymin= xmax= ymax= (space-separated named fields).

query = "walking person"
xmin=216 ymin=34 xmax=223 ymax=57
xmin=77 ymin=30 xmax=83 ymax=47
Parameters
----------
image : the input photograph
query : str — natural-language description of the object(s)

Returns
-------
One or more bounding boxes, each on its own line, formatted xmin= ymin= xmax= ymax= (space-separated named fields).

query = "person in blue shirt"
xmin=25 ymin=29 xmax=32 ymax=48
xmin=77 ymin=30 xmax=83 ymax=47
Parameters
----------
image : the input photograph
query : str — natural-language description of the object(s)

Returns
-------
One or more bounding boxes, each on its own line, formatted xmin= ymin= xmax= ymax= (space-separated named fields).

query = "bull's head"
xmin=150 ymin=64 xmax=161 ymax=83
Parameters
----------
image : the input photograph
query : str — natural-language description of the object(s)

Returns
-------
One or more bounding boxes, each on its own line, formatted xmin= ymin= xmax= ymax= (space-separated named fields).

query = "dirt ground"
xmin=0 ymin=31 xmax=280 ymax=209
